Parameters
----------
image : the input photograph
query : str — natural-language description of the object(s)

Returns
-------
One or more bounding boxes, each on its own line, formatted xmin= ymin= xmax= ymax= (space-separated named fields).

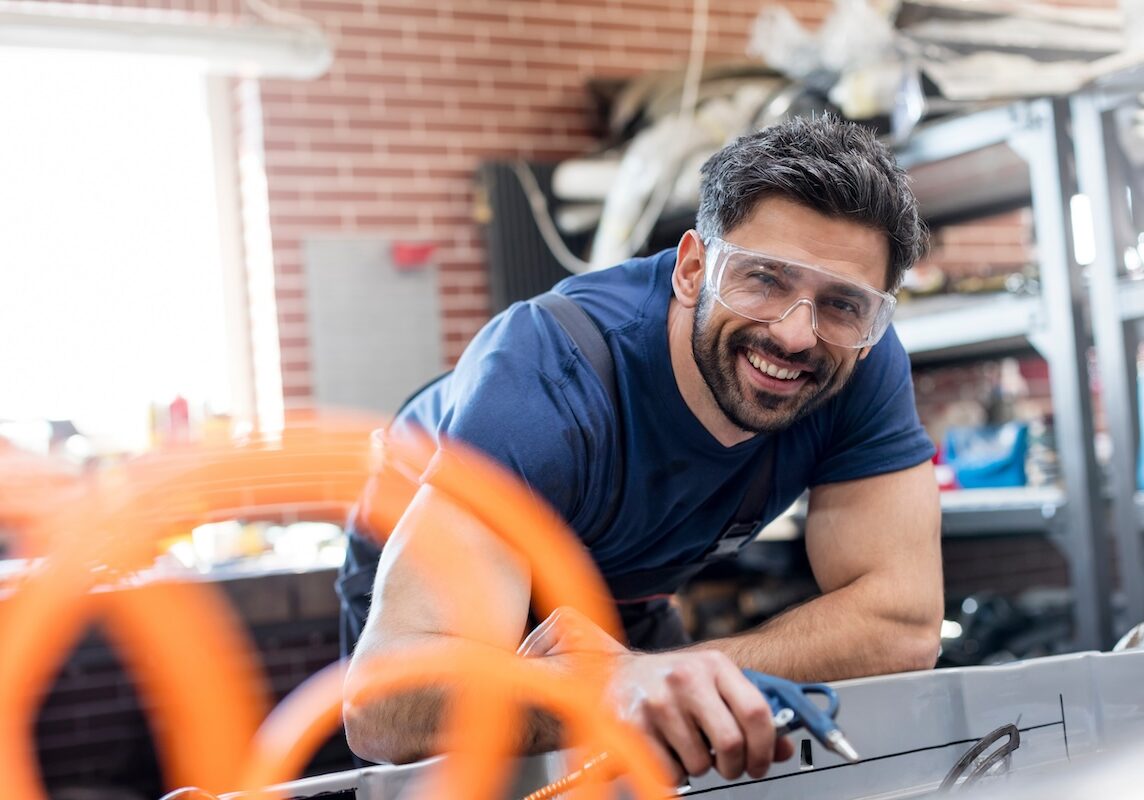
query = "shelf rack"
xmin=1071 ymin=75 xmax=1144 ymax=634
xmin=893 ymin=98 xmax=1113 ymax=650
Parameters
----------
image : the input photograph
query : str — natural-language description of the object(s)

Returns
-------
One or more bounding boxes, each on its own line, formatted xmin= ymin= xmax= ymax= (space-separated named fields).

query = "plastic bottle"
xmin=169 ymin=395 xmax=190 ymax=444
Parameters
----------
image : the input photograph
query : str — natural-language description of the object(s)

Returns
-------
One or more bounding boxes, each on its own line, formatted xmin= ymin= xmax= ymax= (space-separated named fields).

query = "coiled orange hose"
xmin=0 ymin=410 xmax=671 ymax=799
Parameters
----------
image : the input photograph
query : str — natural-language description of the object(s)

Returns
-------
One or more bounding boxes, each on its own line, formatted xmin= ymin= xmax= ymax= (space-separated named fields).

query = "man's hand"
xmin=520 ymin=607 xmax=794 ymax=783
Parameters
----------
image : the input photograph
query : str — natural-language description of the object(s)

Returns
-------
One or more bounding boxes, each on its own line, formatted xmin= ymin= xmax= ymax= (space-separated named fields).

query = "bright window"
xmin=0 ymin=49 xmax=245 ymax=452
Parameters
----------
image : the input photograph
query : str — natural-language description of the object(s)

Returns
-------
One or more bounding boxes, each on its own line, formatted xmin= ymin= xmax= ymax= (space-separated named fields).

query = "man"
xmin=340 ymin=114 xmax=943 ymax=783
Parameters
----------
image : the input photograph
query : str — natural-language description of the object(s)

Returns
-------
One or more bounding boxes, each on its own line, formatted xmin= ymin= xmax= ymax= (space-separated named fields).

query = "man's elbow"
xmin=898 ymin=626 xmax=942 ymax=672
xmin=343 ymin=697 xmax=431 ymax=766
xmin=885 ymin=611 xmax=942 ymax=673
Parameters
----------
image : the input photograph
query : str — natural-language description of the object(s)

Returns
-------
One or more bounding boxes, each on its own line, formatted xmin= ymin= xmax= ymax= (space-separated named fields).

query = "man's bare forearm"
xmin=691 ymin=577 xmax=942 ymax=682
xmin=344 ymin=678 xmax=564 ymax=764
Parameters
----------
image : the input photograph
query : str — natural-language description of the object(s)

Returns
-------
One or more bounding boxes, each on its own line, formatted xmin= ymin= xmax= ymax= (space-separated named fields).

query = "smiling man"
xmin=340 ymin=114 xmax=943 ymax=783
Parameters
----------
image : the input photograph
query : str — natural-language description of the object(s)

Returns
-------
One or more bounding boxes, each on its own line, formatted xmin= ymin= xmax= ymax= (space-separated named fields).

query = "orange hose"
xmin=0 ymin=410 xmax=666 ymax=799
xmin=239 ymin=643 xmax=668 ymax=799
xmin=522 ymin=752 xmax=614 ymax=800
xmin=0 ymin=411 xmax=383 ymax=797
xmin=101 ymin=581 xmax=268 ymax=791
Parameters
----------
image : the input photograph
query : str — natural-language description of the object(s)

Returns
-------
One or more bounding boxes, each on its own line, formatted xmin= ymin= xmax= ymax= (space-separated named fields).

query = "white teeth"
xmin=746 ymin=352 xmax=802 ymax=381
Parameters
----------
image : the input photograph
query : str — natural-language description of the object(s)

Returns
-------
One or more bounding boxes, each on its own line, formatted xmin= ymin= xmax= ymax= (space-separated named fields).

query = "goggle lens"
xmin=704 ymin=239 xmax=895 ymax=348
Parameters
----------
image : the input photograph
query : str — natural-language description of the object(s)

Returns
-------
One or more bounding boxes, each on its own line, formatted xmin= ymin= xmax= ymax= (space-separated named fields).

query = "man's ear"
xmin=672 ymin=230 xmax=705 ymax=309
xmin=858 ymin=346 xmax=872 ymax=361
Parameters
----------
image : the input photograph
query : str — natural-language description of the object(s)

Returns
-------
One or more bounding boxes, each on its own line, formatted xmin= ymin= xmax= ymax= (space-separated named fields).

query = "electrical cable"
xmin=511 ymin=160 xmax=596 ymax=275
xmin=620 ymin=0 xmax=709 ymax=259
xmin=677 ymin=0 xmax=709 ymax=125
xmin=937 ymin=723 xmax=1021 ymax=793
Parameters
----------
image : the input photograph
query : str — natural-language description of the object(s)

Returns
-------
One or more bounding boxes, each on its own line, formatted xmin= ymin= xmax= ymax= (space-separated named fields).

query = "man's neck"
xmin=666 ymin=300 xmax=756 ymax=448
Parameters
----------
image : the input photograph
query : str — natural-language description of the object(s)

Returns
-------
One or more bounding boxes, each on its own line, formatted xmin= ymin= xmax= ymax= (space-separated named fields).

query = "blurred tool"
xmin=742 ymin=669 xmax=858 ymax=763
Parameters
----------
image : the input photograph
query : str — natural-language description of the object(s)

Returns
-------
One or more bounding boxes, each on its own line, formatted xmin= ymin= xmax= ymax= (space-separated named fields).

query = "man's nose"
xmin=768 ymin=298 xmax=819 ymax=353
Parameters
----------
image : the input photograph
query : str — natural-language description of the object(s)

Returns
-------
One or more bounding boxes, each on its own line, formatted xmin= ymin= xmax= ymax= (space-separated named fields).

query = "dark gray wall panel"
xmin=304 ymin=237 xmax=442 ymax=414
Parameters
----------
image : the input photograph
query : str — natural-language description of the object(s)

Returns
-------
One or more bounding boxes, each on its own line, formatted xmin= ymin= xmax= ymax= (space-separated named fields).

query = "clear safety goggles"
xmin=703 ymin=237 xmax=897 ymax=349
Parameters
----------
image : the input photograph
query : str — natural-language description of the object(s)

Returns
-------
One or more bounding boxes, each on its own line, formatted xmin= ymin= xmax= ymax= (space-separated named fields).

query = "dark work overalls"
xmin=336 ymin=292 xmax=776 ymax=658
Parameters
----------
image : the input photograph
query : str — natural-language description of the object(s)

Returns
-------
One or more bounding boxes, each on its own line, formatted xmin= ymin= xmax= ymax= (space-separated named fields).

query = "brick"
xmin=265 ymin=163 xmax=343 ymax=180
xmin=351 ymin=213 xmax=427 ymax=228
xmin=283 ymin=384 xmax=314 ymax=400
xmin=302 ymin=0 xmax=366 ymax=14
xmin=260 ymin=113 xmax=340 ymax=131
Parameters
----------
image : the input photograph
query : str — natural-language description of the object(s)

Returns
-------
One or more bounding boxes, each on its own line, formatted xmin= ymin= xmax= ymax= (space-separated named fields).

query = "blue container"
xmin=944 ymin=422 xmax=1029 ymax=489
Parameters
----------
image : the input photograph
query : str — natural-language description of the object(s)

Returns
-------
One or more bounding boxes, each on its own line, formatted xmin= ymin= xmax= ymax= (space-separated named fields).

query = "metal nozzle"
xmin=825 ymin=729 xmax=860 ymax=763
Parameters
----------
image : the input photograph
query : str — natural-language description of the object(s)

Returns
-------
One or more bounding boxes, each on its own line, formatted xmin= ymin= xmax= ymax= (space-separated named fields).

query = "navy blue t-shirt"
xmin=392 ymin=248 xmax=935 ymax=578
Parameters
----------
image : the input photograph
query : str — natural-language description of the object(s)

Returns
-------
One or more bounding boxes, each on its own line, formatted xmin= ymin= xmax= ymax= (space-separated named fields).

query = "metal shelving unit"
xmin=764 ymin=488 xmax=1068 ymax=541
xmin=938 ymin=487 xmax=1067 ymax=537
xmin=894 ymin=293 xmax=1044 ymax=364
xmin=1071 ymin=74 xmax=1144 ymax=634
xmin=893 ymin=99 xmax=1114 ymax=650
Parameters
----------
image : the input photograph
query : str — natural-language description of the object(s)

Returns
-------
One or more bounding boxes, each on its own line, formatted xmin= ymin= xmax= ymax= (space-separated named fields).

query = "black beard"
xmin=690 ymin=289 xmax=853 ymax=434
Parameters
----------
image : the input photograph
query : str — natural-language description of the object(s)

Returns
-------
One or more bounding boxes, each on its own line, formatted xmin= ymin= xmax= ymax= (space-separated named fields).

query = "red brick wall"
xmin=260 ymin=0 xmax=838 ymax=400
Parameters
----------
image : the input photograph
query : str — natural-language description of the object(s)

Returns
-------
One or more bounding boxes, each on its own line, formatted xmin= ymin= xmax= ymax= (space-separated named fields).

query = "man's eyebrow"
xmin=739 ymin=256 xmax=787 ymax=271
xmin=823 ymin=282 xmax=869 ymax=299
xmin=756 ymin=257 xmax=879 ymax=300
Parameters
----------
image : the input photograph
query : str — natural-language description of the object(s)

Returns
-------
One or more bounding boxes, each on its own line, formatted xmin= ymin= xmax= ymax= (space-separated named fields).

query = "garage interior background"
xmin=2 ymin=0 xmax=1138 ymax=797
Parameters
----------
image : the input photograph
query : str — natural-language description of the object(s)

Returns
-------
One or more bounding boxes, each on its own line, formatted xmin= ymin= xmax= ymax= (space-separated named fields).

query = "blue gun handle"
xmin=741 ymin=669 xmax=841 ymax=741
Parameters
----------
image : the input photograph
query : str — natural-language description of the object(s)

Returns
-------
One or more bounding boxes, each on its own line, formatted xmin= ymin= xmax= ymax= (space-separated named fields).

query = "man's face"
xmin=689 ymin=198 xmax=891 ymax=434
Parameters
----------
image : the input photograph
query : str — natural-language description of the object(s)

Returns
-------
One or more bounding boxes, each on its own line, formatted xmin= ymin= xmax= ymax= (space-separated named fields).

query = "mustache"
xmin=729 ymin=329 xmax=827 ymax=381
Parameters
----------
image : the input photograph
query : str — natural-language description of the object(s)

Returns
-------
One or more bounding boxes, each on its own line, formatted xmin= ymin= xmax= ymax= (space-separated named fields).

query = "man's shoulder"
xmin=551 ymin=248 xmax=676 ymax=333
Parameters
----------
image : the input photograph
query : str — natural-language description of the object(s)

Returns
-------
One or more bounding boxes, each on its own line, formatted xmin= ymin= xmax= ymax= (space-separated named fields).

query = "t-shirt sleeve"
xmin=403 ymin=301 xmax=613 ymax=531
xmin=810 ymin=325 xmax=936 ymax=485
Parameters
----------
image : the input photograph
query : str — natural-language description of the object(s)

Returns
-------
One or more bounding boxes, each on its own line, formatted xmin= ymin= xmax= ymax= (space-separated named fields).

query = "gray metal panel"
xmin=303 ymin=236 xmax=443 ymax=415
xmin=688 ymin=650 xmax=1144 ymax=799
xmin=227 ymin=651 xmax=1144 ymax=799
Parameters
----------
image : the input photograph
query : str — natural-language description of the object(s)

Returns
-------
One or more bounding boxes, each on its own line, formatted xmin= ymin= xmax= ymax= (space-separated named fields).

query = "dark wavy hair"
xmin=696 ymin=114 xmax=926 ymax=292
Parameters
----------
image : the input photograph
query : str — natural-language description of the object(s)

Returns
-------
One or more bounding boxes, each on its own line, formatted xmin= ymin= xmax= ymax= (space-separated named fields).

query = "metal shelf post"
xmin=1012 ymin=98 xmax=1114 ymax=649
xmin=1071 ymin=88 xmax=1144 ymax=633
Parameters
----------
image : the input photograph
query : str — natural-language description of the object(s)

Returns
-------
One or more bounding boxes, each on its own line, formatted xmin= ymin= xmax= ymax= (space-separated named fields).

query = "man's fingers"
xmin=774 ymin=734 xmax=795 ymax=762
xmin=714 ymin=668 xmax=777 ymax=779
xmin=644 ymin=730 xmax=688 ymax=787
xmin=517 ymin=609 xmax=561 ymax=657
xmin=706 ymin=714 xmax=748 ymax=779
xmin=640 ymin=700 xmax=712 ymax=778
xmin=519 ymin=605 xmax=626 ymax=658
xmin=681 ymin=695 xmax=746 ymax=780
xmin=607 ymin=651 xmax=794 ymax=783
xmin=660 ymin=660 xmax=746 ymax=780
